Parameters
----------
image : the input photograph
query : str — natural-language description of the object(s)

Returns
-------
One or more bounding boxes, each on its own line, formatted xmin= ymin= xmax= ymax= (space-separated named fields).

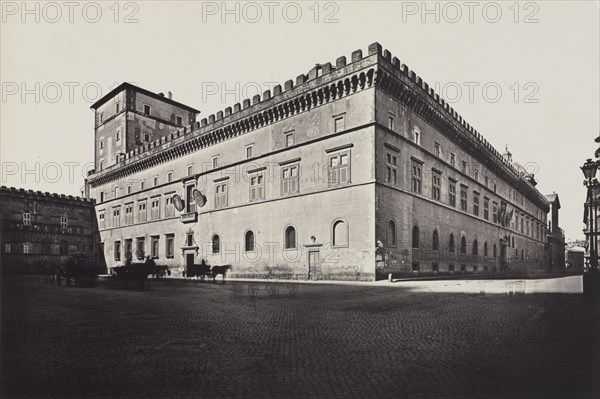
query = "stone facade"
xmin=0 ymin=186 xmax=100 ymax=274
xmin=86 ymin=42 xmax=561 ymax=280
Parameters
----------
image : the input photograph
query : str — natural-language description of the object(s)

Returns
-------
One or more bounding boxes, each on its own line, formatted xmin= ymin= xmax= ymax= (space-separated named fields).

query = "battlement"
xmin=0 ymin=186 xmax=95 ymax=205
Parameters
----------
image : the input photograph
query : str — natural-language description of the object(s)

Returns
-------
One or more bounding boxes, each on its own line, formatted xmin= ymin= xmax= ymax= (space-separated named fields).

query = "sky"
xmin=1 ymin=0 xmax=599 ymax=242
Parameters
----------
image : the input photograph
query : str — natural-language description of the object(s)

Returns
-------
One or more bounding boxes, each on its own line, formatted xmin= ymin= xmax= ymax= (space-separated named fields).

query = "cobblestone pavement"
xmin=1 ymin=277 xmax=599 ymax=399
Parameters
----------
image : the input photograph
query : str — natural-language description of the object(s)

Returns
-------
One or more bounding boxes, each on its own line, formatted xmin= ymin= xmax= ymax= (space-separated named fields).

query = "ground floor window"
xmin=151 ymin=236 xmax=159 ymax=259
xmin=412 ymin=262 xmax=420 ymax=272
xmin=165 ymin=235 xmax=174 ymax=258
xmin=114 ymin=241 xmax=121 ymax=261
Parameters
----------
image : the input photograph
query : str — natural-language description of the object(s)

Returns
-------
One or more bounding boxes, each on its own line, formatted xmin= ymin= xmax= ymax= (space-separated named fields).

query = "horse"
xmin=210 ymin=265 xmax=231 ymax=284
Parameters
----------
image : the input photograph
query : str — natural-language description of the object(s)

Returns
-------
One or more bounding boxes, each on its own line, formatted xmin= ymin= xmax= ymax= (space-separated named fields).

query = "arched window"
xmin=412 ymin=225 xmax=420 ymax=249
xmin=432 ymin=230 xmax=439 ymax=251
xmin=245 ymin=230 xmax=255 ymax=252
xmin=332 ymin=220 xmax=348 ymax=247
xmin=473 ymin=239 xmax=478 ymax=256
xmin=484 ymin=241 xmax=488 ymax=257
xmin=449 ymin=234 xmax=455 ymax=253
xmin=460 ymin=236 xmax=466 ymax=255
xmin=493 ymin=244 xmax=497 ymax=258
xmin=212 ymin=234 xmax=220 ymax=254
xmin=285 ymin=226 xmax=296 ymax=249
xmin=387 ymin=220 xmax=396 ymax=246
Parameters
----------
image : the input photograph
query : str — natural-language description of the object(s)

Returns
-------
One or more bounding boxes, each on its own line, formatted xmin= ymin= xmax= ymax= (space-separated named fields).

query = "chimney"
xmin=168 ymin=91 xmax=172 ymax=99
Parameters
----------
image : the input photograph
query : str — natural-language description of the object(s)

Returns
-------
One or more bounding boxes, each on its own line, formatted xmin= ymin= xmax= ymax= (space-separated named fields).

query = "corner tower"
xmin=90 ymin=83 xmax=200 ymax=172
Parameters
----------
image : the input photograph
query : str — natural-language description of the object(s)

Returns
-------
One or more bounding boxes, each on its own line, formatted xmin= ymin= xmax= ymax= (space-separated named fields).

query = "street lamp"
xmin=581 ymin=158 xmax=600 ymax=300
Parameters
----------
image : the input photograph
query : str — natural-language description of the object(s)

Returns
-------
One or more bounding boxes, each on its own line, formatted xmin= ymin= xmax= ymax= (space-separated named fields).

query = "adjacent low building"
xmin=0 ymin=186 xmax=100 ymax=274
xmin=86 ymin=42 xmax=563 ymax=280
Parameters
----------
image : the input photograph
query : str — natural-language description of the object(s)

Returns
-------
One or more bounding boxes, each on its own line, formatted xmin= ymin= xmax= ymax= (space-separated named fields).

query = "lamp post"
xmin=581 ymin=158 xmax=600 ymax=299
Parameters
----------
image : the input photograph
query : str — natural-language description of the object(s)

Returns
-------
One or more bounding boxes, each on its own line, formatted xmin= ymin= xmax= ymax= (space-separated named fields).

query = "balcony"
xmin=181 ymin=212 xmax=197 ymax=223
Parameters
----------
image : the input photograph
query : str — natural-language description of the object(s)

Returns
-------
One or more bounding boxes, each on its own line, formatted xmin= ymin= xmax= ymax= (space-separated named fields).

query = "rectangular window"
xmin=411 ymin=161 xmax=422 ymax=194
xmin=212 ymin=156 xmax=219 ymax=169
xmin=144 ymin=133 xmax=150 ymax=142
xmin=115 ymin=129 xmax=121 ymax=141
xmin=23 ymin=212 xmax=31 ymax=226
xmin=215 ymin=182 xmax=228 ymax=208
xmin=388 ymin=116 xmax=394 ymax=130
xmin=138 ymin=201 xmax=147 ymax=223
xmin=99 ymin=113 xmax=103 ymax=123
xmin=493 ymin=202 xmax=498 ymax=224
xmin=127 ymin=185 xmax=132 ymax=194
xmin=432 ymin=171 xmax=441 ymax=201
xmin=151 ymin=236 xmax=159 ymax=259
xmin=460 ymin=186 xmax=468 ymax=211
xmin=485 ymin=176 xmax=489 ymax=187
xmin=116 ymin=102 xmax=120 ymax=113
xmin=334 ymin=116 xmax=345 ymax=132
xmin=136 ymin=237 xmax=145 ymax=260
xmin=386 ymin=153 xmax=398 ymax=185
xmin=413 ymin=129 xmax=420 ymax=145
xmin=434 ymin=142 xmax=440 ymax=157
xmin=461 ymin=161 xmax=467 ymax=173
xmin=125 ymin=204 xmax=133 ymax=225
xmin=176 ymin=115 xmax=183 ymax=126
xmin=187 ymin=164 xmax=193 ymax=176
xmin=60 ymin=216 xmax=68 ymax=229
xmin=166 ymin=234 xmax=174 ymax=258
xmin=474 ymin=169 xmax=479 ymax=181
xmin=484 ymin=197 xmax=489 ymax=220
xmin=4 ymin=243 xmax=12 ymax=254
xmin=328 ymin=151 xmax=351 ymax=186
xmin=185 ymin=184 xmax=196 ymax=213
xmin=151 ymin=197 xmax=160 ymax=220
xmin=153 ymin=176 xmax=158 ymax=187
xmin=449 ymin=180 xmax=456 ymax=207
xmin=285 ymin=131 xmax=295 ymax=147
xmin=100 ymin=192 xmax=105 ymax=202
xmin=114 ymin=241 xmax=121 ymax=261
xmin=140 ymin=180 xmax=145 ymax=191
xmin=114 ymin=186 xmax=119 ymax=198
xmin=167 ymin=171 xmax=172 ymax=182
xmin=98 ymin=212 xmax=105 ymax=229
xmin=144 ymin=104 xmax=151 ymax=115
xmin=100 ymin=140 xmax=104 ymax=150
xmin=473 ymin=193 xmax=480 ymax=216
xmin=165 ymin=196 xmax=175 ymax=217
xmin=281 ymin=164 xmax=299 ymax=195
xmin=112 ymin=207 xmax=121 ymax=227
xmin=249 ymin=172 xmax=265 ymax=201
xmin=99 ymin=161 xmax=103 ymax=171
xmin=246 ymin=145 xmax=253 ymax=159
xmin=450 ymin=152 xmax=456 ymax=167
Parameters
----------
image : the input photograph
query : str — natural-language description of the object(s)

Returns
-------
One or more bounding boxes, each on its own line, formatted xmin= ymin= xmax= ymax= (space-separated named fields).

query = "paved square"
xmin=2 ymin=277 xmax=599 ymax=398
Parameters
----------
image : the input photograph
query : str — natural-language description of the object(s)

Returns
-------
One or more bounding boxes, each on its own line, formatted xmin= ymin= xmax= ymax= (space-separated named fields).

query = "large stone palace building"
xmin=85 ymin=42 xmax=562 ymax=280
xmin=0 ymin=187 xmax=99 ymax=274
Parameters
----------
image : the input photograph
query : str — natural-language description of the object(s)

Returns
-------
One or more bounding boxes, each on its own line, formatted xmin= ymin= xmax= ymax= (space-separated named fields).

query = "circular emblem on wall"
xmin=193 ymin=189 xmax=206 ymax=208
xmin=173 ymin=194 xmax=184 ymax=212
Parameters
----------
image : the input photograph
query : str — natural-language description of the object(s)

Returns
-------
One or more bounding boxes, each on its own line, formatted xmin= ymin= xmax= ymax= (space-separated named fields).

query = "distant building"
xmin=0 ymin=186 xmax=100 ymax=274
xmin=566 ymin=246 xmax=585 ymax=269
xmin=86 ymin=43 xmax=563 ymax=280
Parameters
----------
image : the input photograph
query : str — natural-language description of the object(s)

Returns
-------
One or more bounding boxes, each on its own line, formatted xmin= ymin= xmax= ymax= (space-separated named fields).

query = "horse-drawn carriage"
xmin=183 ymin=260 xmax=231 ymax=283
xmin=109 ymin=257 xmax=171 ymax=289
xmin=56 ymin=254 xmax=103 ymax=287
